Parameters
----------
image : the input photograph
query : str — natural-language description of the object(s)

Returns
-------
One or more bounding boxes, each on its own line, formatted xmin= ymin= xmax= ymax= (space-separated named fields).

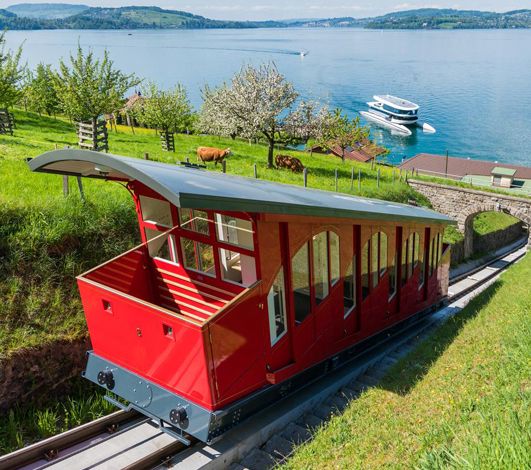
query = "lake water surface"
xmin=5 ymin=28 xmax=531 ymax=166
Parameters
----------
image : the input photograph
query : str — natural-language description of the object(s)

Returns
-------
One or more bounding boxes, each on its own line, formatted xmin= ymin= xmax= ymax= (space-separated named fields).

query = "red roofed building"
xmin=400 ymin=153 xmax=531 ymax=194
xmin=311 ymin=140 xmax=387 ymax=163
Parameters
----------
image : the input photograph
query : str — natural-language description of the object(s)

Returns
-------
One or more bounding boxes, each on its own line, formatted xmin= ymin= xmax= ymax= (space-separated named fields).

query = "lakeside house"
xmin=400 ymin=153 xmax=531 ymax=194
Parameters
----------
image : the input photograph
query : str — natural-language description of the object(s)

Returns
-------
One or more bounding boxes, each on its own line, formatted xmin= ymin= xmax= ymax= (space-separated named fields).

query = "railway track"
xmin=1 ymin=244 xmax=526 ymax=470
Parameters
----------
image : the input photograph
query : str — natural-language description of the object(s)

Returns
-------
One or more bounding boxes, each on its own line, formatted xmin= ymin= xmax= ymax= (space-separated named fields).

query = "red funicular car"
xmin=29 ymin=149 xmax=453 ymax=443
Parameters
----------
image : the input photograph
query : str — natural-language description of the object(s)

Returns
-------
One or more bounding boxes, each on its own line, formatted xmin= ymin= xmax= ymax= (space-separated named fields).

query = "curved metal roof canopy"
xmin=28 ymin=149 xmax=454 ymax=225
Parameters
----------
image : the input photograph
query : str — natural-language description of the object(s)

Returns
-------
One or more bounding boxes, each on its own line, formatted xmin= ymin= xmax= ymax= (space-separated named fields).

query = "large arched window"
xmin=361 ymin=240 xmax=370 ymax=300
xmin=292 ymin=242 xmax=311 ymax=324
xmin=389 ymin=252 xmax=397 ymax=299
xmin=312 ymin=232 xmax=329 ymax=305
xmin=419 ymin=233 xmax=426 ymax=288
xmin=402 ymin=232 xmax=419 ymax=285
xmin=371 ymin=232 xmax=388 ymax=288
xmin=329 ymin=232 xmax=340 ymax=286
xmin=362 ymin=231 xmax=388 ymax=299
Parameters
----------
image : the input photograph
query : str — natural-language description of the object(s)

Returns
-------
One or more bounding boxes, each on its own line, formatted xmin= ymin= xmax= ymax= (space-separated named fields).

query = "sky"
xmin=0 ymin=0 xmax=529 ymax=20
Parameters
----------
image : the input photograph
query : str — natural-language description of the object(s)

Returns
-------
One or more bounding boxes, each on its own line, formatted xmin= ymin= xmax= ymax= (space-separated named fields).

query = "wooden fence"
xmin=77 ymin=120 xmax=109 ymax=152
xmin=0 ymin=109 xmax=14 ymax=136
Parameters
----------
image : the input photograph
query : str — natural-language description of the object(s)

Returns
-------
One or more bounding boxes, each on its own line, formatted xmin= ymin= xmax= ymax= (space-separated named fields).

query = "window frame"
xmin=418 ymin=231 xmax=426 ymax=290
xmin=267 ymin=267 xmax=288 ymax=347
xmin=312 ymin=231 xmax=331 ymax=306
xmin=361 ymin=239 xmax=370 ymax=301
xmin=388 ymin=251 xmax=398 ymax=301
xmin=343 ymin=254 xmax=356 ymax=318
xmin=145 ymin=229 xmax=179 ymax=265
xmin=329 ymin=231 xmax=341 ymax=287
xmin=291 ymin=241 xmax=312 ymax=325
xmin=180 ymin=237 xmax=216 ymax=277
xmin=135 ymin=193 xmax=260 ymax=287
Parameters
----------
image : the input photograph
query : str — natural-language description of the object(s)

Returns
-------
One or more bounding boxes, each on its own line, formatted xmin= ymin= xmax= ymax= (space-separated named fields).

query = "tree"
xmin=198 ymin=84 xmax=241 ymax=140
xmin=25 ymin=63 xmax=60 ymax=117
xmin=132 ymin=82 xmax=194 ymax=151
xmin=204 ymin=63 xmax=299 ymax=168
xmin=283 ymin=100 xmax=329 ymax=149
xmin=318 ymin=109 xmax=370 ymax=162
xmin=55 ymin=45 xmax=140 ymax=150
xmin=0 ymin=31 xmax=24 ymax=133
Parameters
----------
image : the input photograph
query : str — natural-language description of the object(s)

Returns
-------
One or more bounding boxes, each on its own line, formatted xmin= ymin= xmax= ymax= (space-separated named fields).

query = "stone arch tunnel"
xmin=408 ymin=180 xmax=531 ymax=259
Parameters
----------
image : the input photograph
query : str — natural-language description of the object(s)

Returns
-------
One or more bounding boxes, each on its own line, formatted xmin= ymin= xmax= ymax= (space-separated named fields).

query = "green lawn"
xmin=283 ymin=253 xmax=531 ymax=470
xmin=473 ymin=211 xmax=520 ymax=236
xmin=443 ymin=211 xmax=521 ymax=250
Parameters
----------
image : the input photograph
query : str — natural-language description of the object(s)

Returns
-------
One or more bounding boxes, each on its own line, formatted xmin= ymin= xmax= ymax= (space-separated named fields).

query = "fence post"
xmin=358 ymin=169 xmax=361 ymax=192
xmin=144 ymin=152 xmax=149 ymax=160
xmin=377 ymin=169 xmax=380 ymax=188
xmin=222 ymin=160 xmax=227 ymax=174
xmin=62 ymin=175 xmax=69 ymax=197
xmin=254 ymin=164 xmax=258 ymax=179
xmin=77 ymin=176 xmax=85 ymax=202
xmin=350 ymin=167 xmax=354 ymax=190
xmin=303 ymin=168 xmax=308 ymax=188
xmin=335 ymin=169 xmax=338 ymax=192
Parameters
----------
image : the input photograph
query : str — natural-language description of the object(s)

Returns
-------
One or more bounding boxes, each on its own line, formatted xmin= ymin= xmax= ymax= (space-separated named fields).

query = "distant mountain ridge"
xmin=1 ymin=4 xmax=530 ymax=30
xmin=364 ymin=8 xmax=531 ymax=29
xmin=6 ymin=3 xmax=89 ymax=19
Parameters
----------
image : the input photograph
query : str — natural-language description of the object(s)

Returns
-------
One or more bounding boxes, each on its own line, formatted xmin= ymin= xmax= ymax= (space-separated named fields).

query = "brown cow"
xmin=196 ymin=147 xmax=232 ymax=165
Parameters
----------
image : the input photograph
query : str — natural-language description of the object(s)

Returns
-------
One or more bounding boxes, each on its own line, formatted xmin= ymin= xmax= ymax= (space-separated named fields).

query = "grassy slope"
xmin=473 ymin=211 xmax=519 ymax=236
xmin=0 ymin=110 xmax=424 ymax=355
xmin=443 ymin=211 xmax=520 ymax=247
xmin=284 ymin=254 xmax=531 ymax=469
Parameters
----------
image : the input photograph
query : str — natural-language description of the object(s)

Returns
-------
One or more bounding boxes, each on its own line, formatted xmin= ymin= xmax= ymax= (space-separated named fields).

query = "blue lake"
xmin=5 ymin=28 xmax=531 ymax=166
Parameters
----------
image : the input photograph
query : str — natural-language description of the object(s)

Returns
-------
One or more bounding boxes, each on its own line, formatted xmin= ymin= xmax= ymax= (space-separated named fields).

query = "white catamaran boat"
xmin=360 ymin=95 xmax=436 ymax=136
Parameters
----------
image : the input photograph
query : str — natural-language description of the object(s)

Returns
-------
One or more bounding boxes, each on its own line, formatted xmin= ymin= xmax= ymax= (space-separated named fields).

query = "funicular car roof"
xmin=28 ymin=149 xmax=454 ymax=225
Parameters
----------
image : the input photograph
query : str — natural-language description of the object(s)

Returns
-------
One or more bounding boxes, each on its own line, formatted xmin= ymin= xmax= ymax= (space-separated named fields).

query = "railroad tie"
xmin=263 ymin=435 xmax=295 ymax=461
xmin=326 ymin=394 xmax=349 ymax=413
xmin=313 ymin=403 xmax=335 ymax=420
xmin=298 ymin=412 xmax=324 ymax=430
xmin=338 ymin=385 xmax=363 ymax=401
xmin=239 ymin=448 xmax=277 ymax=470
xmin=280 ymin=422 xmax=312 ymax=444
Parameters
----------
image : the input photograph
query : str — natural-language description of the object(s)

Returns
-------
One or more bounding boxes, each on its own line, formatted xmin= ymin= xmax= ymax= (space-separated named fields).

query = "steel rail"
xmin=0 ymin=410 xmax=140 ymax=470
